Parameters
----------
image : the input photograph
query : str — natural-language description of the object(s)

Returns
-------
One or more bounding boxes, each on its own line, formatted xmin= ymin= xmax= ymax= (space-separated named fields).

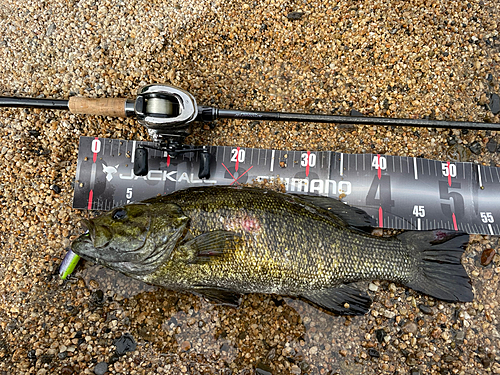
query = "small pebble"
xmin=375 ymin=329 xmax=386 ymax=343
xmin=287 ymin=12 xmax=304 ymax=20
xmin=94 ymin=362 xmax=108 ymax=375
xmin=114 ymin=333 xmax=137 ymax=356
xmin=50 ymin=184 xmax=61 ymax=194
xmin=368 ymin=283 xmax=379 ymax=292
xmin=368 ymin=348 xmax=380 ymax=358
xmin=481 ymin=248 xmax=496 ymax=266
xmin=114 ymin=361 xmax=124 ymax=373
xmin=468 ymin=141 xmax=482 ymax=155
xmin=418 ymin=305 xmax=433 ymax=315
xmin=402 ymin=322 xmax=418 ymax=335
xmin=290 ymin=365 xmax=301 ymax=374
xmin=486 ymin=139 xmax=498 ymax=153
xmin=180 ymin=340 xmax=191 ymax=351
xmin=488 ymin=93 xmax=500 ymax=114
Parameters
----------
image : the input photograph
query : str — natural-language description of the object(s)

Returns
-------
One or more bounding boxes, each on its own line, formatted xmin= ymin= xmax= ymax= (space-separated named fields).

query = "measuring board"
xmin=73 ymin=136 xmax=500 ymax=235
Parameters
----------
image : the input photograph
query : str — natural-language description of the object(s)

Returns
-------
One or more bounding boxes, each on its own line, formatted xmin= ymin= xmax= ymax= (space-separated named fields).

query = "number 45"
xmin=412 ymin=205 xmax=425 ymax=217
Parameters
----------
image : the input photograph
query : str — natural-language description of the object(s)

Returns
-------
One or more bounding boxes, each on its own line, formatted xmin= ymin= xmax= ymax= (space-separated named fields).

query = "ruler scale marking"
xmin=73 ymin=136 xmax=500 ymax=235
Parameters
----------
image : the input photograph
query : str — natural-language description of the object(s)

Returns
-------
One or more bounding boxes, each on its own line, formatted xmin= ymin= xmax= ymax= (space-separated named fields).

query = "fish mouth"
xmin=81 ymin=219 xmax=112 ymax=248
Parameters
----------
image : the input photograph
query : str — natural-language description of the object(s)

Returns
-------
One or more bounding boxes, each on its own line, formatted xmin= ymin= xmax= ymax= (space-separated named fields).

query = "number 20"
xmin=231 ymin=148 xmax=245 ymax=162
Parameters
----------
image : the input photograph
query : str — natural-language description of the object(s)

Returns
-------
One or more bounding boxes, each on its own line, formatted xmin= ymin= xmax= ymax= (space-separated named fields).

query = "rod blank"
xmin=216 ymin=109 xmax=498 ymax=130
xmin=0 ymin=97 xmax=69 ymax=110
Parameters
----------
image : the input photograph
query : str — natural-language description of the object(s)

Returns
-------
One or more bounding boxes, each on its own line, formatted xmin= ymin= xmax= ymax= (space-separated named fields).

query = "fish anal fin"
xmin=292 ymin=194 xmax=376 ymax=231
xmin=193 ymin=287 xmax=242 ymax=307
xmin=301 ymin=284 xmax=372 ymax=315
xmin=180 ymin=230 xmax=240 ymax=264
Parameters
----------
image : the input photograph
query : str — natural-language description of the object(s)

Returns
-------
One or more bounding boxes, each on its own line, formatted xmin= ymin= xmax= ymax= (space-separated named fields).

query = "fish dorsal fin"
xmin=301 ymin=284 xmax=372 ymax=315
xmin=292 ymin=194 xmax=376 ymax=231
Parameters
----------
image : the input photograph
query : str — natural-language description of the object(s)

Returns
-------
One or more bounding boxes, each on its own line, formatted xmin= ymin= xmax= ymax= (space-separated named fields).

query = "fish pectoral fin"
xmin=291 ymin=194 xmax=376 ymax=231
xmin=193 ymin=287 xmax=242 ymax=307
xmin=181 ymin=230 xmax=240 ymax=264
xmin=301 ymin=285 xmax=372 ymax=315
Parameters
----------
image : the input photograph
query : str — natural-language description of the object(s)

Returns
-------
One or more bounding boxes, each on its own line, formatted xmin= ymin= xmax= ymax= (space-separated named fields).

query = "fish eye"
xmin=112 ymin=208 xmax=128 ymax=220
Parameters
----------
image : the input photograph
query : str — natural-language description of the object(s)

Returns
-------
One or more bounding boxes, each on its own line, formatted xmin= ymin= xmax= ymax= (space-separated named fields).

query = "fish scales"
xmin=148 ymin=187 xmax=411 ymax=293
xmin=72 ymin=186 xmax=473 ymax=315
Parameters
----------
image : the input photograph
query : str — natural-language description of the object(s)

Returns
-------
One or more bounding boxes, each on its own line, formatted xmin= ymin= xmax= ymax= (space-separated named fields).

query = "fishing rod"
xmin=2 ymin=84 xmax=498 ymax=177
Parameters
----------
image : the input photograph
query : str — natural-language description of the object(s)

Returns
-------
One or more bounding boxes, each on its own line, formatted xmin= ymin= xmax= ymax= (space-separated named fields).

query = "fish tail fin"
xmin=399 ymin=230 xmax=473 ymax=302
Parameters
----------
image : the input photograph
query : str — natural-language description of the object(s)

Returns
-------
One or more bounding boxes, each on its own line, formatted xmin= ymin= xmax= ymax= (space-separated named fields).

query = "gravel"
xmin=1 ymin=0 xmax=500 ymax=374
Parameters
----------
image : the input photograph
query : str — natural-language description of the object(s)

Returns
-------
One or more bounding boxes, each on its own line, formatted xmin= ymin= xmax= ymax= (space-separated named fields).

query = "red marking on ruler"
xmin=167 ymin=154 xmax=170 ymax=167
xmin=235 ymin=147 xmax=240 ymax=172
xmin=447 ymin=161 xmax=451 ymax=186
xmin=87 ymin=190 xmax=93 ymax=210
xmin=231 ymin=166 xmax=253 ymax=185
xmin=306 ymin=151 xmax=310 ymax=177
xmin=378 ymin=206 xmax=383 ymax=227
xmin=452 ymin=213 xmax=458 ymax=230
xmin=222 ymin=163 xmax=253 ymax=185
xmin=377 ymin=154 xmax=381 ymax=179
xmin=92 ymin=137 xmax=99 ymax=162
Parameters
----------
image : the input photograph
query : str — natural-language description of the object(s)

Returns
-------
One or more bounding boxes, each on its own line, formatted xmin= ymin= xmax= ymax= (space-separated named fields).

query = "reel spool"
xmin=132 ymin=84 xmax=210 ymax=178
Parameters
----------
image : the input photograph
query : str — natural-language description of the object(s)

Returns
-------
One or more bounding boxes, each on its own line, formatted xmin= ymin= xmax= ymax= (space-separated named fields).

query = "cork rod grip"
xmin=68 ymin=97 xmax=128 ymax=117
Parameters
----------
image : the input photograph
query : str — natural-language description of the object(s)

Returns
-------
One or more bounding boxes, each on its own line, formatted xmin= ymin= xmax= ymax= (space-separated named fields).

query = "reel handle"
xmin=68 ymin=97 xmax=133 ymax=117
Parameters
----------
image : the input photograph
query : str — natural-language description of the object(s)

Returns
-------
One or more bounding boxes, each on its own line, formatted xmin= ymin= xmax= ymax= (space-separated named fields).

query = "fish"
xmin=71 ymin=186 xmax=473 ymax=315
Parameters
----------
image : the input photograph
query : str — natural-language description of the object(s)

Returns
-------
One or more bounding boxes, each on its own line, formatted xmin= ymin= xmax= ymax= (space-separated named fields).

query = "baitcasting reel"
xmin=2 ymin=83 xmax=499 ymax=179
xmin=126 ymin=84 xmax=214 ymax=178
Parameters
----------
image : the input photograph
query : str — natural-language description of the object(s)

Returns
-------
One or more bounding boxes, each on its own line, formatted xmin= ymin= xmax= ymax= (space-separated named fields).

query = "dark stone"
xmin=91 ymin=290 xmax=104 ymax=304
xmin=443 ymin=354 xmax=456 ymax=363
xmin=108 ymin=353 xmax=120 ymax=364
xmin=488 ymin=93 xmax=500 ymax=114
xmin=238 ymin=331 xmax=247 ymax=340
xmin=418 ymin=304 xmax=433 ymax=315
xmin=287 ymin=12 xmax=304 ymax=20
xmin=375 ymin=329 xmax=386 ymax=343
xmin=114 ymin=333 xmax=137 ymax=356
xmin=50 ymin=184 xmax=61 ymax=194
xmin=27 ymin=349 xmax=36 ymax=360
xmin=58 ymin=352 xmax=68 ymax=359
xmin=28 ymin=130 xmax=40 ymax=137
xmin=220 ymin=343 xmax=230 ymax=352
xmin=94 ymin=362 xmax=108 ymax=375
xmin=255 ymin=363 xmax=273 ymax=375
xmin=410 ymin=369 xmax=421 ymax=375
xmin=367 ymin=348 xmax=380 ymax=358
xmin=486 ymin=139 xmax=498 ymax=152
xmin=40 ymin=354 xmax=54 ymax=364
xmin=74 ymin=331 xmax=83 ymax=339
xmin=61 ymin=366 xmax=73 ymax=375
xmin=468 ymin=141 xmax=482 ymax=155
xmin=486 ymin=73 xmax=493 ymax=81
xmin=350 ymin=109 xmax=364 ymax=117
xmin=447 ymin=136 xmax=457 ymax=146
xmin=168 ymin=317 xmax=178 ymax=326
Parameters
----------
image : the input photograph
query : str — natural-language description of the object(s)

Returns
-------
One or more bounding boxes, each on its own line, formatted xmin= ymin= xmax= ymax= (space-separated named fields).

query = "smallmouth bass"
xmin=72 ymin=186 xmax=473 ymax=315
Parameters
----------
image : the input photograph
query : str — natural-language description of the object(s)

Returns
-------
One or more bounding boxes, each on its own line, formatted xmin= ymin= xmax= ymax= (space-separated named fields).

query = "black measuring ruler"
xmin=73 ymin=136 xmax=500 ymax=235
